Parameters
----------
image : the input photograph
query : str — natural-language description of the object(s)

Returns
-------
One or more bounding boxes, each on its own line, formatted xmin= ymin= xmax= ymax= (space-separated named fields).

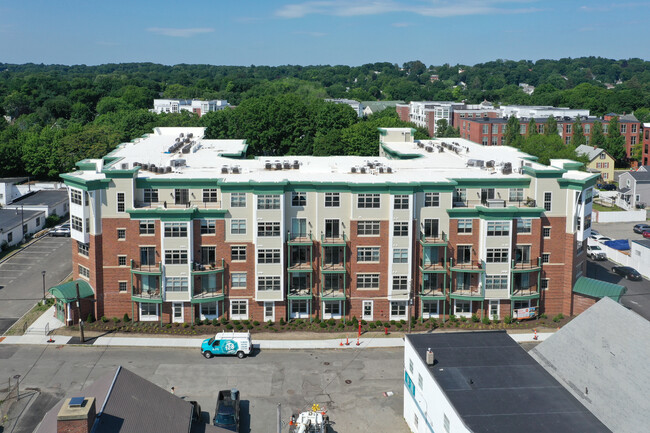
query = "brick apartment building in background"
xmin=59 ymin=127 xmax=597 ymax=325
xmin=642 ymin=122 xmax=650 ymax=166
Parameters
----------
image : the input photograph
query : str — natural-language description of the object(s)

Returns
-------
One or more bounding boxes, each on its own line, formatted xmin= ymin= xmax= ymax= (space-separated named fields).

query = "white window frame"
xmin=231 ymin=272 xmax=247 ymax=289
xmin=324 ymin=192 xmax=340 ymax=207
xmin=231 ymin=219 xmax=246 ymax=235
xmin=140 ymin=303 xmax=159 ymax=321
xmin=422 ymin=300 xmax=439 ymax=318
xmin=290 ymin=299 xmax=310 ymax=319
xmin=322 ymin=300 xmax=342 ymax=319
xmin=390 ymin=301 xmax=407 ymax=320
xmin=454 ymin=300 xmax=472 ymax=318
xmin=200 ymin=302 xmax=218 ymax=320
xmin=230 ymin=299 xmax=248 ymax=320
xmin=264 ymin=302 xmax=275 ymax=322
xmin=172 ymin=302 xmax=184 ymax=323
xmin=489 ymin=300 xmax=500 ymax=319
xmin=362 ymin=300 xmax=373 ymax=321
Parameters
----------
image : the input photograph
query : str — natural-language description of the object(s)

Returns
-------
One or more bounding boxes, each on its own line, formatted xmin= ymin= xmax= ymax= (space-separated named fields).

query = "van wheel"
xmin=203 ymin=351 xmax=213 ymax=359
xmin=237 ymin=351 xmax=245 ymax=359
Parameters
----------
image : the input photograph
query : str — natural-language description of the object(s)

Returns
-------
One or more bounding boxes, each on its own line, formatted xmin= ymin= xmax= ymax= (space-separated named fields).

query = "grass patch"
xmin=592 ymin=202 xmax=625 ymax=212
xmin=4 ymin=300 xmax=54 ymax=336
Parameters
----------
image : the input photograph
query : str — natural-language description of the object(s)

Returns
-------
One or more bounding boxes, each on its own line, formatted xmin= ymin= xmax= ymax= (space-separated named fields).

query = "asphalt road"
xmin=587 ymin=258 xmax=650 ymax=322
xmin=0 ymin=236 xmax=72 ymax=334
xmin=0 ymin=344 xmax=408 ymax=433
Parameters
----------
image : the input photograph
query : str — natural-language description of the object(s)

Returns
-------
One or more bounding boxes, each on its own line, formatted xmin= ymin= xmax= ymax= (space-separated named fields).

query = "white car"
xmin=597 ymin=236 xmax=612 ymax=244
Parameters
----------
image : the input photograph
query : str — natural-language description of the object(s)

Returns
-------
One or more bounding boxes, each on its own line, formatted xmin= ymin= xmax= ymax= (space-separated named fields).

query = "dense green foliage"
xmin=1 ymin=57 xmax=649 ymax=178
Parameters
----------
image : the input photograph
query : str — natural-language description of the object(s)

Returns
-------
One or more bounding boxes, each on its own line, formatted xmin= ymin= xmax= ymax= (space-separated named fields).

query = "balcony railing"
xmin=288 ymin=261 xmax=313 ymax=271
xmin=134 ymin=200 xmax=222 ymax=209
xmin=419 ymin=231 xmax=448 ymax=245
xmin=132 ymin=286 xmax=162 ymax=300
xmin=192 ymin=259 xmax=225 ymax=273
xmin=287 ymin=231 xmax=314 ymax=243
xmin=450 ymin=259 xmax=484 ymax=270
xmin=511 ymin=258 xmax=541 ymax=270
xmin=452 ymin=198 xmax=538 ymax=208
xmin=288 ymin=286 xmax=311 ymax=297
xmin=420 ymin=285 xmax=445 ymax=297
xmin=130 ymin=260 xmax=161 ymax=274
xmin=450 ymin=285 xmax=483 ymax=297
xmin=420 ymin=259 xmax=446 ymax=271
xmin=321 ymin=232 xmax=348 ymax=245
xmin=322 ymin=287 xmax=346 ymax=298
xmin=192 ymin=288 xmax=224 ymax=300
xmin=511 ymin=285 xmax=539 ymax=298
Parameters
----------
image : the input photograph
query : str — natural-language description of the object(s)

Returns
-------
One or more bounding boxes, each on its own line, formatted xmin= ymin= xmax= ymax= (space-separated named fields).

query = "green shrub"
xmin=351 ymin=316 xmax=358 ymax=325
xmin=232 ymin=320 xmax=240 ymax=325
xmin=319 ymin=322 xmax=327 ymax=328
xmin=375 ymin=320 xmax=383 ymax=327
xmin=327 ymin=318 xmax=336 ymax=326
xmin=86 ymin=313 xmax=95 ymax=323
xmin=294 ymin=319 xmax=304 ymax=326
xmin=253 ymin=320 xmax=260 ymax=326
xmin=396 ymin=323 xmax=402 ymax=329
xmin=492 ymin=314 xmax=499 ymax=323
xmin=481 ymin=316 xmax=490 ymax=325
xmin=337 ymin=323 xmax=345 ymax=329
xmin=226 ymin=324 xmax=234 ymax=330
xmin=280 ymin=318 xmax=286 ymax=325
xmin=212 ymin=318 xmax=219 ymax=326
xmin=112 ymin=317 xmax=120 ymax=324
xmin=101 ymin=316 xmax=108 ymax=323
xmin=313 ymin=317 xmax=321 ymax=324
xmin=429 ymin=318 xmax=438 ymax=327
xmin=361 ymin=319 xmax=367 ymax=325
xmin=221 ymin=317 xmax=228 ymax=325
xmin=504 ymin=315 xmax=513 ymax=324
xmin=123 ymin=313 xmax=130 ymax=323
xmin=0 ymin=240 xmax=8 ymax=252
xmin=460 ymin=316 xmax=467 ymax=323
xmin=449 ymin=315 xmax=457 ymax=323
xmin=552 ymin=313 xmax=564 ymax=322
xmin=454 ymin=321 xmax=460 ymax=327
xmin=384 ymin=321 xmax=391 ymax=328
xmin=471 ymin=314 xmax=480 ymax=323
xmin=399 ymin=319 xmax=406 ymax=325
xmin=247 ymin=324 xmax=254 ymax=330
xmin=369 ymin=322 xmax=376 ymax=329
xmin=183 ymin=322 xmax=189 ymax=328
xmin=166 ymin=323 xmax=172 ymax=329
xmin=390 ymin=320 xmax=396 ymax=325
xmin=45 ymin=214 xmax=62 ymax=228
xmin=235 ymin=324 xmax=244 ymax=330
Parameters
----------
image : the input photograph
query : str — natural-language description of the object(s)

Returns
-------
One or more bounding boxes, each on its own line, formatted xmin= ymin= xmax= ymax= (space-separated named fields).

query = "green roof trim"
xmin=75 ymin=160 xmax=98 ymax=170
xmin=453 ymin=177 xmax=531 ymax=188
xmin=127 ymin=208 xmax=228 ymax=221
xmin=219 ymin=141 xmax=248 ymax=159
xmin=557 ymin=174 xmax=600 ymax=190
xmin=380 ymin=144 xmax=423 ymax=160
xmin=136 ymin=178 xmax=219 ymax=189
xmin=378 ymin=127 xmax=416 ymax=136
xmin=447 ymin=205 xmax=545 ymax=220
xmin=104 ymin=167 xmax=139 ymax=179
xmin=49 ymin=280 xmax=95 ymax=303
xmin=522 ymin=165 xmax=566 ymax=178
xmin=60 ymin=173 xmax=111 ymax=191
xmin=562 ymin=162 xmax=584 ymax=170
xmin=521 ymin=156 xmax=539 ymax=162
xmin=573 ymin=276 xmax=626 ymax=302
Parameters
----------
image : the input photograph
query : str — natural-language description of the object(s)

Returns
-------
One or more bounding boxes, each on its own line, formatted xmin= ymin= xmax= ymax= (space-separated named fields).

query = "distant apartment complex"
xmin=152 ymin=99 xmax=230 ymax=117
xmin=324 ymin=98 xmax=365 ymax=117
xmin=397 ymin=102 xmax=640 ymax=159
xmin=59 ymin=127 xmax=597 ymax=325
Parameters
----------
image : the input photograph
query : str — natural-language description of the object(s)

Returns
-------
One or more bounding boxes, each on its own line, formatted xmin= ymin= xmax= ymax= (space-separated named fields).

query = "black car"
xmin=612 ymin=266 xmax=643 ymax=281
xmin=633 ymin=223 xmax=650 ymax=234
xmin=599 ymin=184 xmax=617 ymax=191
xmin=214 ymin=389 xmax=240 ymax=432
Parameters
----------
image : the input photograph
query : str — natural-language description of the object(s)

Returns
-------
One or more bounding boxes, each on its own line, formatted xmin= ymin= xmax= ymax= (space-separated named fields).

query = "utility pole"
xmin=42 ymin=271 xmax=47 ymax=303
xmin=277 ymin=403 xmax=281 ymax=433
xmin=75 ymin=283 xmax=85 ymax=343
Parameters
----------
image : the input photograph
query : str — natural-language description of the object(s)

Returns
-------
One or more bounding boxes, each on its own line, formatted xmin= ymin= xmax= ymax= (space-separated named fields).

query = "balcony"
xmin=450 ymin=259 xmax=485 ymax=272
xmin=287 ymin=231 xmax=314 ymax=245
xmin=452 ymin=198 xmax=538 ymax=209
xmin=191 ymin=288 xmax=224 ymax=302
xmin=321 ymin=232 xmax=347 ymax=246
xmin=134 ymin=200 xmax=222 ymax=209
xmin=322 ymin=287 xmax=346 ymax=300
xmin=420 ymin=285 xmax=445 ymax=298
xmin=288 ymin=285 xmax=312 ymax=299
xmin=131 ymin=285 xmax=162 ymax=302
xmin=130 ymin=260 xmax=162 ymax=275
xmin=450 ymin=285 xmax=484 ymax=300
xmin=511 ymin=257 xmax=542 ymax=273
xmin=420 ymin=258 xmax=447 ymax=272
xmin=191 ymin=259 xmax=225 ymax=275
xmin=419 ymin=231 xmax=448 ymax=245
xmin=511 ymin=285 xmax=540 ymax=300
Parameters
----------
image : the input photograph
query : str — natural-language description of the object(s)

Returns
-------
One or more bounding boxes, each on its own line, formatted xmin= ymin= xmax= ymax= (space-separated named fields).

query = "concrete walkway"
xmin=24 ymin=306 xmax=65 ymax=335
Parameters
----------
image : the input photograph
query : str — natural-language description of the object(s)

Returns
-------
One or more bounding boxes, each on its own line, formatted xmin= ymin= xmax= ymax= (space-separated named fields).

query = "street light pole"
xmin=42 ymin=271 xmax=47 ymax=303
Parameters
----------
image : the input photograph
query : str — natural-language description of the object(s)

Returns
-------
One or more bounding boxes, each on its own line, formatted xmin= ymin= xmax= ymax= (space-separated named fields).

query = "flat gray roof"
xmin=0 ymin=208 xmax=44 ymax=230
xmin=407 ymin=331 xmax=610 ymax=433
xmin=10 ymin=189 xmax=68 ymax=207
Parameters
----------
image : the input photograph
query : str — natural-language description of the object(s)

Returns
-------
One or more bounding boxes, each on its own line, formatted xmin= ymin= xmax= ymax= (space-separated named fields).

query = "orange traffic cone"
xmin=356 ymin=336 xmax=360 ymax=346
xmin=289 ymin=416 xmax=295 ymax=426
xmin=345 ymin=336 xmax=350 ymax=346
xmin=533 ymin=329 xmax=538 ymax=341
xmin=339 ymin=339 xmax=343 ymax=346
xmin=47 ymin=336 xmax=55 ymax=343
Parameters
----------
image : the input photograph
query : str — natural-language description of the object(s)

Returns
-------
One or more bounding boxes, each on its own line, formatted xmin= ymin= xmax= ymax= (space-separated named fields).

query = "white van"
xmin=201 ymin=331 xmax=253 ymax=359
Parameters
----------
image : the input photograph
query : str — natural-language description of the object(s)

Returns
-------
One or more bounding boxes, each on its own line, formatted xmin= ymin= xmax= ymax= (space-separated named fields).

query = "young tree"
xmin=527 ymin=118 xmax=538 ymax=137
xmin=436 ymin=119 xmax=449 ymax=137
xmin=504 ymin=115 xmax=521 ymax=147
xmin=591 ymin=121 xmax=606 ymax=148
xmin=605 ymin=116 xmax=626 ymax=162
xmin=570 ymin=117 xmax=585 ymax=147
xmin=545 ymin=116 xmax=558 ymax=136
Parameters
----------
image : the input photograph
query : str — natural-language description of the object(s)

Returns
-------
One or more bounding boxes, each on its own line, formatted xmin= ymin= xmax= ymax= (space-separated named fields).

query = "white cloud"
xmin=147 ymin=27 xmax=215 ymax=37
xmin=275 ymin=0 xmax=541 ymax=19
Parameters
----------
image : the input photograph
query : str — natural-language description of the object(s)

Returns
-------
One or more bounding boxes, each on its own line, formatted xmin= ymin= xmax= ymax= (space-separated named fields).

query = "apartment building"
xmin=459 ymin=115 xmax=640 ymax=158
xmin=641 ymin=123 xmax=650 ymax=166
xmin=59 ymin=127 xmax=597 ymax=325
xmin=152 ymin=99 xmax=230 ymax=117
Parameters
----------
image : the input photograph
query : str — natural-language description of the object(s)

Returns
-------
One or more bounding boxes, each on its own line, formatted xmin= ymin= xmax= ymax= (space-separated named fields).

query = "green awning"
xmin=49 ymin=280 xmax=95 ymax=303
xmin=573 ymin=277 xmax=626 ymax=302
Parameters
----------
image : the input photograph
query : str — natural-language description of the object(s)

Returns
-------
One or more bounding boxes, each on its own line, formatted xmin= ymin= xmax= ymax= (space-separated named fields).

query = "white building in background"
xmin=500 ymin=105 xmax=589 ymax=119
xmin=324 ymin=99 xmax=365 ymax=117
xmin=152 ymin=99 xmax=230 ymax=117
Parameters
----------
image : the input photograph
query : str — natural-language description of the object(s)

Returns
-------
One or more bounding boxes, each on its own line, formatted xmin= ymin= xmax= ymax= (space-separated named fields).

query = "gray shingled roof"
xmin=407 ymin=331 xmax=609 ymax=433
xmin=626 ymin=166 xmax=650 ymax=182
xmin=575 ymin=145 xmax=605 ymax=161
xmin=9 ymin=189 xmax=68 ymax=206
xmin=530 ymin=297 xmax=650 ymax=432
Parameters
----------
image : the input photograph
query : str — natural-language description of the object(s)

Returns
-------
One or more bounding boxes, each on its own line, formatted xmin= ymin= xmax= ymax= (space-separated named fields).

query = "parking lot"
xmin=0 ymin=236 xmax=72 ymax=334
xmin=0 ymin=344 xmax=408 ymax=433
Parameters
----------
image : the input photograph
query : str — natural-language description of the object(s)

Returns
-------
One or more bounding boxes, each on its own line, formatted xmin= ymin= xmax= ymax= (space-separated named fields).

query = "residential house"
xmin=575 ymin=145 xmax=615 ymax=182
xmin=0 ymin=208 xmax=46 ymax=248
xmin=617 ymin=166 xmax=650 ymax=209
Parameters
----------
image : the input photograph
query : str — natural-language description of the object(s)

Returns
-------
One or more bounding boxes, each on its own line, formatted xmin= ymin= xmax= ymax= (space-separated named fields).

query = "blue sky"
xmin=1 ymin=0 xmax=648 ymax=66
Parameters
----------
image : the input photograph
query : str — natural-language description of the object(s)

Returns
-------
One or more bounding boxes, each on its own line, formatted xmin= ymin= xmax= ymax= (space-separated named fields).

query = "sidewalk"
xmin=0 ymin=330 xmax=554 ymax=348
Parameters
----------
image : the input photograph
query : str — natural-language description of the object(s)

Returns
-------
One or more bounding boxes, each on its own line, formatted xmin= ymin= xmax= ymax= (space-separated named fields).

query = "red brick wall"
xmin=572 ymin=293 xmax=597 ymax=315
xmin=348 ymin=220 xmax=390 ymax=299
xmin=396 ymin=105 xmax=410 ymax=122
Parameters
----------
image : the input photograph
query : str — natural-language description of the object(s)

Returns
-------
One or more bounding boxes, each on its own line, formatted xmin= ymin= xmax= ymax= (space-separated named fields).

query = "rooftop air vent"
xmin=351 ymin=167 xmax=357 ymax=173
xmin=386 ymin=167 xmax=393 ymax=173
xmin=221 ymin=165 xmax=229 ymax=174
xmin=231 ymin=166 xmax=240 ymax=174
xmin=165 ymin=166 xmax=172 ymax=173
xmin=292 ymin=160 xmax=299 ymax=169
xmin=426 ymin=348 xmax=434 ymax=366
xmin=265 ymin=161 xmax=272 ymax=170
xmin=283 ymin=160 xmax=291 ymax=169
xmin=69 ymin=397 xmax=85 ymax=408
xmin=360 ymin=166 xmax=367 ymax=174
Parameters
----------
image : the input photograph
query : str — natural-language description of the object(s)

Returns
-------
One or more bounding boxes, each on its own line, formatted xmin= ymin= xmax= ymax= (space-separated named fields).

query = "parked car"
xmin=643 ymin=231 xmax=650 ymax=239
xmin=600 ymin=184 xmax=617 ymax=191
xmin=612 ymin=266 xmax=643 ymax=281
xmin=597 ymin=236 xmax=612 ymax=244
xmin=587 ymin=245 xmax=607 ymax=260
xmin=633 ymin=223 xmax=650 ymax=234
xmin=49 ymin=222 xmax=71 ymax=237
xmin=590 ymin=229 xmax=600 ymax=237
xmin=201 ymin=331 xmax=252 ymax=359
xmin=213 ymin=389 xmax=240 ymax=432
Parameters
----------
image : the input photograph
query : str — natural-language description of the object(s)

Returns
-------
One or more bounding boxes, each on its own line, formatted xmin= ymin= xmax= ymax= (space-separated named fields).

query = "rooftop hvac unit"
xmin=149 ymin=164 xmax=156 ymax=171
xmin=351 ymin=167 xmax=357 ymax=173
xmin=265 ymin=161 xmax=272 ymax=170
xmin=180 ymin=133 xmax=184 ymax=137
xmin=425 ymin=146 xmax=433 ymax=152
xmin=133 ymin=162 xmax=141 ymax=167
xmin=283 ymin=160 xmax=291 ymax=169
xmin=486 ymin=160 xmax=495 ymax=168
xmin=170 ymin=159 xmax=186 ymax=168
xmin=292 ymin=160 xmax=299 ymax=169
xmin=387 ymin=167 xmax=393 ymax=173
xmin=417 ymin=142 xmax=424 ymax=148
xmin=187 ymin=133 xmax=193 ymax=138
xmin=175 ymin=137 xmax=180 ymax=142
xmin=231 ymin=166 xmax=240 ymax=174
xmin=182 ymin=145 xmax=191 ymax=154
xmin=157 ymin=167 xmax=165 ymax=174
xmin=165 ymin=166 xmax=172 ymax=173
xmin=275 ymin=162 xmax=282 ymax=170
xmin=378 ymin=166 xmax=384 ymax=173
xmin=142 ymin=163 xmax=150 ymax=171
xmin=221 ymin=166 xmax=229 ymax=174
xmin=121 ymin=163 xmax=128 ymax=169
xmin=360 ymin=166 xmax=367 ymax=174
